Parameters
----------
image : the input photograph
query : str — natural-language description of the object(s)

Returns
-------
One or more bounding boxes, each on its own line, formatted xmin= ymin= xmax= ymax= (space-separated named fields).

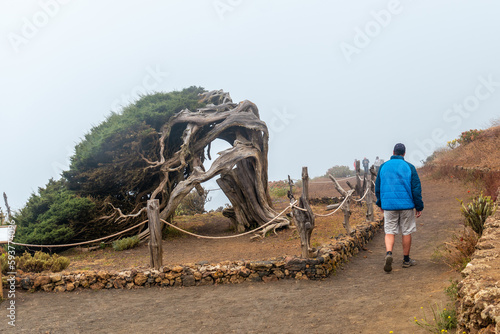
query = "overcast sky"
xmin=1 ymin=0 xmax=499 ymax=211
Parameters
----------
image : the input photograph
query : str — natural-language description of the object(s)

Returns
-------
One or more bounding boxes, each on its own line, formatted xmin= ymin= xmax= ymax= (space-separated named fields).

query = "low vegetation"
xmin=112 ymin=236 xmax=141 ymax=251
xmin=414 ymin=281 xmax=459 ymax=333
xmin=459 ymin=193 xmax=497 ymax=236
xmin=0 ymin=251 xmax=70 ymax=274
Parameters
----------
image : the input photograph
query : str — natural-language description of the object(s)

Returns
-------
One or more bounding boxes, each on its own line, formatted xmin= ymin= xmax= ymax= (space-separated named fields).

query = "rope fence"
xmin=10 ymin=220 xmax=148 ymax=248
xmin=9 ymin=188 xmax=375 ymax=248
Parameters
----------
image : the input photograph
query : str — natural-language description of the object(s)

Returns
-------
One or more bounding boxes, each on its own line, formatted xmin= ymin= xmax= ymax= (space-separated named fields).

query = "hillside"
xmin=424 ymin=124 xmax=500 ymax=198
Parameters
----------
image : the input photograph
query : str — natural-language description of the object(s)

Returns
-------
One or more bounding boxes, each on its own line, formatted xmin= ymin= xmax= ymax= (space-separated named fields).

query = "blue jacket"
xmin=375 ymin=155 xmax=424 ymax=211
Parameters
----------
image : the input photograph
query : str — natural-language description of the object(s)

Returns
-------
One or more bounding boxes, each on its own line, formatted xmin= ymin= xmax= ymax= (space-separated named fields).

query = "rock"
xmin=126 ymin=282 xmax=134 ymax=289
xmin=34 ymin=276 xmax=51 ymax=288
xmin=113 ymin=279 xmax=126 ymax=289
xmin=262 ymin=275 xmax=278 ymax=283
xmin=20 ymin=278 xmax=31 ymax=290
xmin=247 ymin=273 xmax=261 ymax=282
xmin=134 ymin=273 xmax=148 ymax=286
xmin=54 ymin=285 xmax=66 ymax=292
xmin=50 ymin=273 xmax=63 ymax=283
xmin=285 ymin=257 xmax=307 ymax=271
xmin=90 ymin=282 xmax=104 ymax=290
xmin=198 ymin=277 xmax=213 ymax=286
xmin=66 ymin=283 xmax=75 ymax=291
xmin=97 ymin=271 xmax=109 ymax=280
xmin=172 ymin=265 xmax=184 ymax=273
xmin=238 ymin=267 xmax=251 ymax=278
xmin=80 ymin=280 xmax=90 ymax=288
xmin=247 ymin=261 xmax=273 ymax=271
xmin=182 ymin=275 xmax=196 ymax=287
xmin=193 ymin=272 xmax=202 ymax=280
xmin=41 ymin=283 xmax=54 ymax=292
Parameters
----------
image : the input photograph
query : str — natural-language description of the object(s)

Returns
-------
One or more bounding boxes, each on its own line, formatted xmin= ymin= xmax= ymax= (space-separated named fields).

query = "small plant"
xmin=414 ymin=304 xmax=457 ymax=333
xmin=459 ymin=193 xmax=497 ymax=236
xmin=444 ymin=279 xmax=459 ymax=300
xmin=268 ymin=180 xmax=290 ymax=199
xmin=458 ymin=129 xmax=483 ymax=145
xmin=15 ymin=251 xmax=70 ymax=273
xmin=0 ymin=253 xmax=8 ymax=275
xmin=112 ymin=236 xmax=140 ymax=251
xmin=442 ymin=227 xmax=479 ymax=271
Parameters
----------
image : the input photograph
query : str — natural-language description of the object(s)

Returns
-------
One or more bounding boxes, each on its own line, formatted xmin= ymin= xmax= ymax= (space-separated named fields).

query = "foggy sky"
xmin=1 ymin=0 xmax=500 ymax=211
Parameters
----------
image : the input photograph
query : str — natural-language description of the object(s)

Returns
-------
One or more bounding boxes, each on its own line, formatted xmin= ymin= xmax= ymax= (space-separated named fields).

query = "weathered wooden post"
xmin=355 ymin=160 xmax=362 ymax=196
xmin=328 ymin=174 xmax=353 ymax=234
xmin=366 ymin=166 xmax=378 ymax=221
xmin=366 ymin=173 xmax=374 ymax=221
xmin=288 ymin=167 xmax=316 ymax=258
xmin=147 ymin=199 xmax=163 ymax=270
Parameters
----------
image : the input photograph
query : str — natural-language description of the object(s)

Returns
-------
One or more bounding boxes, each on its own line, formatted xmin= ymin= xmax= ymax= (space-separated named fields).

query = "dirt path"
xmin=0 ymin=176 xmax=470 ymax=333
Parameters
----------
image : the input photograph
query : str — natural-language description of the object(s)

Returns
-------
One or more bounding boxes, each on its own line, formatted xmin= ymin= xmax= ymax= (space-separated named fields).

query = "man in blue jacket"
xmin=375 ymin=143 xmax=424 ymax=273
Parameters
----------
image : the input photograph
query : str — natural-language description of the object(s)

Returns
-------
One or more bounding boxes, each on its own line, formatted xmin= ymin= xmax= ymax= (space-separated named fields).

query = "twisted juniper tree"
xmin=61 ymin=87 xmax=286 ymax=238
xmin=141 ymin=89 xmax=287 ymax=232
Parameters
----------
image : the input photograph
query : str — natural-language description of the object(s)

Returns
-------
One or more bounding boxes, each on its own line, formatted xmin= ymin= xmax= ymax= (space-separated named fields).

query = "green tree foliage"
xmin=14 ymin=179 xmax=96 ymax=245
xmin=64 ymin=86 xmax=205 ymax=211
xmin=324 ymin=165 xmax=354 ymax=178
xmin=14 ymin=87 xmax=206 ymax=246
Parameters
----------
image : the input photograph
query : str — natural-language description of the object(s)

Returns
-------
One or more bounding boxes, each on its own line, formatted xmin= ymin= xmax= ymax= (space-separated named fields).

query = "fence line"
xmin=10 ymin=178 xmax=376 ymax=247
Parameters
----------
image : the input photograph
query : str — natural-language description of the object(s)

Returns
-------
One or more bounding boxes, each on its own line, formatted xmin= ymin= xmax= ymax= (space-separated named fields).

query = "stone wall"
xmin=457 ymin=201 xmax=500 ymax=333
xmin=8 ymin=221 xmax=382 ymax=293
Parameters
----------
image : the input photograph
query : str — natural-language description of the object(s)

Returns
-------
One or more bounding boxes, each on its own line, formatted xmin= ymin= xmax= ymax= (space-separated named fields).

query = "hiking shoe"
xmin=402 ymin=258 xmax=417 ymax=268
xmin=384 ymin=254 xmax=393 ymax=273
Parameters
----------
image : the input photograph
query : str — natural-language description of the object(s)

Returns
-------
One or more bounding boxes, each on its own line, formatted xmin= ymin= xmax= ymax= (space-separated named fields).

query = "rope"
xmin=353 ymin=188 xmax=371 ymax=202
xmin=159 ymin=201 xmax=297 ymax=239
xmin=314 ymin=195 xmax=351 ymax=217
xmin=10 ymin=220 xmax=149 ymax=248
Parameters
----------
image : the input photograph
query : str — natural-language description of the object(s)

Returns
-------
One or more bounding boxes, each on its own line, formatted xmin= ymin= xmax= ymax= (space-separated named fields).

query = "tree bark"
xmin=142 ymin=90 xmax=287 ymax=232
xmin=290 ymin=167 xmax=316 ymax=258
xmin=147 ymin=199 xmax=163 ymax=270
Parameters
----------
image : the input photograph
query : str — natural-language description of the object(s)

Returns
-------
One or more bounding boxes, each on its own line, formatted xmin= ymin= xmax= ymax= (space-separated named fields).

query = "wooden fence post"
xmin=289 ymin=167 xmax=316 ymax=258
xmin=328 ymin=174 xmax=353 ymax=234
xmin=366 ymin=173 xmax=374 ymax=222
xmin=147 ymin=199 xmax=163 ymax=270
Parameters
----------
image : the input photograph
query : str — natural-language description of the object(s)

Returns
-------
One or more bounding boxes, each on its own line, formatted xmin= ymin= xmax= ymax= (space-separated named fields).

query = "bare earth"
xmin=0 ymin=176 xmax=471 ymax=333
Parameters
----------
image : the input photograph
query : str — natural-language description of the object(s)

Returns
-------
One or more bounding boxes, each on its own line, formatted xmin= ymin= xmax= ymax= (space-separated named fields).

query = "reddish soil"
xmin=0 ymin=175 xmax=475 ymax=333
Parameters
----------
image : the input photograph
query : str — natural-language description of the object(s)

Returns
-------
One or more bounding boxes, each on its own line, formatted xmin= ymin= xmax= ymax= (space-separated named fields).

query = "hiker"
xmin=375 ymin=143 xmax=424 ymax=273
xmin=374 ymin=156 xmax=382 ymax=175
xmin=362 ymin=157 xmax=369 ymax=175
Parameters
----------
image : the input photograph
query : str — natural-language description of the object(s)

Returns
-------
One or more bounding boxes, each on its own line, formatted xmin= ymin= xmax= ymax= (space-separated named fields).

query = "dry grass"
xmin=433 ymin=125 xmax=500 ymax=169
xmin=440 ymin=227 xmax=479 ymax=272
xmin=425 ymin=124 xmax=500 ymax=199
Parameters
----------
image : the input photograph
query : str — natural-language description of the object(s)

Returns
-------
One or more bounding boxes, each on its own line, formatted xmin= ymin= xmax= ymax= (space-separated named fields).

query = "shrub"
xmin=458 ymin=129 xmax=483 ymax=145
xmin=459 ymin=193 xmax=497 ymax=236
xmin=324 ymin=165 xmax=354 ymax=178
xmin=268 ymin=180 xmax=290 ymax=199
xmin=414 ymin=303 xmax=457 ymax=333
xmin=15 ymin=251 xmax=70 ymax=273
xmin=442 ymin=227 xmax=479 ymax=272
xmin=175 ymin=189 xmax=209 ymax=216
xmin=0 ymin=253 xmax=8 ymax=275
xmin=112 ymin=236 xmax=140 ymax=251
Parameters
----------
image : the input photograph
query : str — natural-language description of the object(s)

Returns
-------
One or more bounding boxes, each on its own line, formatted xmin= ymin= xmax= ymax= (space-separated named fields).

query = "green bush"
xmin=112 ymin=236 xmax=140 ymax=251
xmin=15 ymin=251 xmax=70 ymax=273
xmin=324 ymin=165 xmax=354 ymax=178
xmin=0 ymin=253 xmax=8 ymax=275
xmin=269 ymin=180 xmax=290 ymax=199
xmin=175 ymin=189 xmax=209 ymax=216
xmin=459 ymin=193 xmax=497 ymax=236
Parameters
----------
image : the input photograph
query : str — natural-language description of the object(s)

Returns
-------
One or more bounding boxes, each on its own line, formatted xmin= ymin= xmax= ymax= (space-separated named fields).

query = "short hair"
xmin=393 ymin=143 xmax=406 ymax=156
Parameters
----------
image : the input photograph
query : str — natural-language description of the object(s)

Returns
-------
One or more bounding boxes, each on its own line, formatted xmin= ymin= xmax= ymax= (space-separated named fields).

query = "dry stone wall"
xmin=9 ymin=221 xmax=382 ymax=293
xmin=457 ymin=201 xmax=500 ymax=333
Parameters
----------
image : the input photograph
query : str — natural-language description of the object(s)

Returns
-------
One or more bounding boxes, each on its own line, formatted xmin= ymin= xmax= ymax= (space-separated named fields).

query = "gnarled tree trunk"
xmin=142 ymin=90 xmax=287 ymax=232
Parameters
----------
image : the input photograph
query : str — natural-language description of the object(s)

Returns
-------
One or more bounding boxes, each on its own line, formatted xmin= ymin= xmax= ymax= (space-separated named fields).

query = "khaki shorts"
xmin=384 ymin=209 xmax=416 ymax=235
